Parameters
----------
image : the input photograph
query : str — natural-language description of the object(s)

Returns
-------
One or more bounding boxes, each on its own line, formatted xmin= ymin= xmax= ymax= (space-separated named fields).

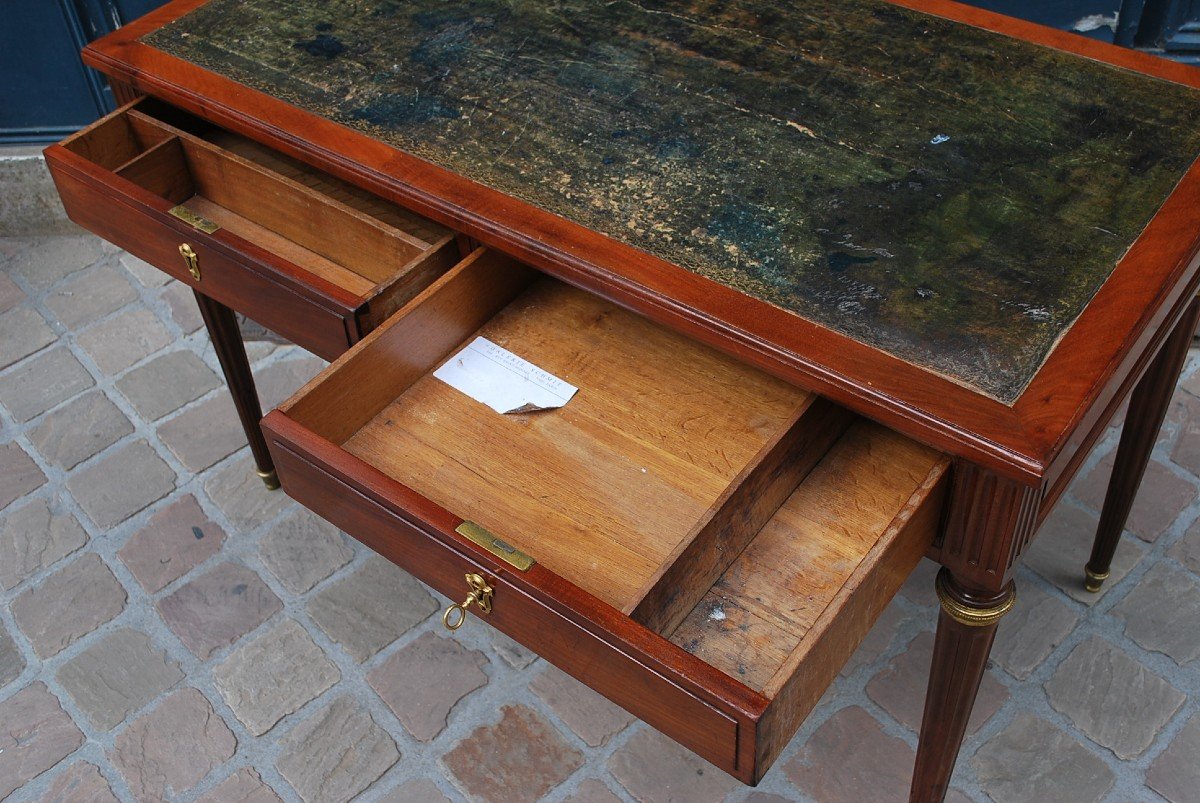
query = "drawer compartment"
xmin=262 ymin=248 xmax=948 ymax=783
xmin=44 ymin=99 xmax=459 ymax=359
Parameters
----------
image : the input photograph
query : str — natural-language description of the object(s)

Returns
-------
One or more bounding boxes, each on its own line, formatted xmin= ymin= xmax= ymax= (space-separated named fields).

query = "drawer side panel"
xmin=754 ymin=456 xmax=949 ymax=780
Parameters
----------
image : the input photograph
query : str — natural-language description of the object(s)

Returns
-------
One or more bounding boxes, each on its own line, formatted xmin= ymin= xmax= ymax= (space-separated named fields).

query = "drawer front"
xmin=46 ymin=146 xmax=355 ymax=361
xmin=266 ymin=433 xmax=746 ymax=776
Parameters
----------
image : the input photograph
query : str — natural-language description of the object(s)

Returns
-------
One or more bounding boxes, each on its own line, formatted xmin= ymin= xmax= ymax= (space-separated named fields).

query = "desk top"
xmin=86 ymin=0 xmax=1200 ymax=484
xmin=142 ymin=0 xmax=1200 ymax=404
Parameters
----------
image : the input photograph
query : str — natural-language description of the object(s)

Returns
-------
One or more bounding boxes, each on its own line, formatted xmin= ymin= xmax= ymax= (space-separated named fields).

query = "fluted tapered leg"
xmin=194 ymin=291 xmax=278 ymax=490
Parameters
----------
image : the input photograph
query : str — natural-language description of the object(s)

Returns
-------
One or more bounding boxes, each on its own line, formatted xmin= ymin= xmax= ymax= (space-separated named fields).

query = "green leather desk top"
xmin=145 ymin=0 xmax=1200 ymax=402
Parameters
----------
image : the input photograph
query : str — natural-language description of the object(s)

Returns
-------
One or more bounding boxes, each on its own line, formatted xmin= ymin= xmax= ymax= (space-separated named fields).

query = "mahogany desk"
xmin=45 ymin=1 xmax=1200 ymax=799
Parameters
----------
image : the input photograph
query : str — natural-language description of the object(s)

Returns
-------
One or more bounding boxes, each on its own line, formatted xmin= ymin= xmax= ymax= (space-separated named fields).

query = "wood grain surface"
xmin=341 ymin=275 xmax=815 ymax=612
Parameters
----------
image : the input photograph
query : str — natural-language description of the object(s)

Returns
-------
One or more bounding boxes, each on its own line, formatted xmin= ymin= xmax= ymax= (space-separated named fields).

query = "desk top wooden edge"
xmin=80 ymin=0 xmax=1200 ymax=488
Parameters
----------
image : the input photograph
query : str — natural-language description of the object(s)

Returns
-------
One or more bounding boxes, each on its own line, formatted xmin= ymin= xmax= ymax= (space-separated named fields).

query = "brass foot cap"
xmin=257 ymin=468 xmax=281 ymax=491
xmin=1083 ymin=566 xmax=1109 ymax=593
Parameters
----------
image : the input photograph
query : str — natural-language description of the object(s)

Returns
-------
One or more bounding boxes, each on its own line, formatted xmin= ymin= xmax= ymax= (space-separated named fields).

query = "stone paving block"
xmin=245 ymin=340 xmax=279 ymax=363
xmin=118 ymin=494 xmax=227 ymax=593
xmin=0 ymin=271 xmax=25 ymax=314
xmin=204 ymin=455 xmax=292 ymax=532
xmin=256 ymin=355 xmax=328 ymax=409
xmin=992 ymin=582 xmax=1080 ymax=679
xmin=67 ymin=440 xmax=175 ymax=528
xmin=116 ymin=350 xmax=220 ymax=421
xmin=0 ymin=498 xmax=87 ymax=590
xmin=866 ymin=631 xmax=1008 ymax=734
xmin=1045 ymin=636 xmax=1185 ymax=759
xmin=119 ymin=252 xmax=170 ymax=288
xmin=0 ymin=306 xmax=55 ymax=369
xmin=1147 ymin=713 xmax=1200 ymax=803
xmin=307 ymin=556 xmax=437 ymax=662
xmin=0 ymin=156 xmax=71 ymax=237
xmin=446 ymin=704 xmax=583 ymax=802
xmin=276 ymin=696 xmax=399 ymax=803
xmin=36 ymin=761 xmax=119 ymax=803
xmin=489 ymin=628 xmax=538 ymax=669
xmin=158 ymin=391 xmax=246 ymax=472
xmin=609 ymin=728 xmax=735 ymax=803
xmin=841 ymin=600 xmax=910 ymax=677
xmin=56 ymin=629 xmax=183 ymax=731
xmin=530 ymin=665 xmax=635 ymax=748
xmin=237 ymin=315 xmax=289 ymax=346
xmin=1026 ymin=502 xmax=1145 ymax=602
xmin=0 ymin=347 xmax=94 ymax=424
xmin=1167 ymin=378 xmax=1196 ymax=429
xmin=259 ymin=508 xmax=354 ymax=594
xmin=0 ymin=682 xmax=85 ymax=799
xmin=1172 ymin=390 xmax=1200 ymax=478
xmin=29 ymin=391 xmax=133 ymax=469
xmin=1170 ymin=516 xmax=1200 ymax=573
xmin=1075 ymin=454 xmax=1196 ymax=542
xmin=110 ymin=688 xmax=237 ymax=800
xmin=196 ymin=767 xmax=283 ymax=803
xmin=44 ymin=265 xmax=137 ymax=328
xmin=784 ymin=706 xmax=913 ymax=803
xmin=378 ymin=778 xmax=454 ymax=803
xmin=160 ymin=281 xmax=204 ymax=334
xmin=0 ymin=620 xmax=24 ymax=689
xmin=156 ymin=562 xmax=282 ymax=659
xmin=76 ymin=308 xmax=172 ymax=375
xmin=743 ymin=793 xmax=795 ymax=803
xmin=1 ymin=440 xmax=46 ymax=510
xmin=563 ymin=778 xmax=624 ymax=803
xmin=1113 ymin=562 xmax=1200 ymax=665
xmin=3 ymin=235 xmax=30 ymax=260
xmin=8 ymin=235 xmax=104 ymax=290
xmin=368 ymin=631 xmax=488 ymax=742
xmin=1180 ymin=359 xmax=1200 ymax=397
xmin=972 ymin=712 xmax=1114 ymax=803
xmin=213 ymin=619 xmax=340 ymax=736
xmin=11 ymin=554 xmax=127 ymax=658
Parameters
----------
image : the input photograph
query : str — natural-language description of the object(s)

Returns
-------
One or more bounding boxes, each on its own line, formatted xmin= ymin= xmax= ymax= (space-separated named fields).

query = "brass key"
xmin=442 ymin=573 xmax=494 ymax=631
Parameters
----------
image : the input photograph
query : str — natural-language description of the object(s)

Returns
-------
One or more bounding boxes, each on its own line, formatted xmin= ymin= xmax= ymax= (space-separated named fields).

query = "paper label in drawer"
xmin=433 ymin=336 xmax=578 ymax=414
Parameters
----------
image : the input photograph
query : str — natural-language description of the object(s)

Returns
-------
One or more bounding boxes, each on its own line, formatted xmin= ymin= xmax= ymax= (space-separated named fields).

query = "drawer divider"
xmin=114 ymin=137 xmax=193 ymax=204
xmin=630 ymin=399 xmax=856 ymax=634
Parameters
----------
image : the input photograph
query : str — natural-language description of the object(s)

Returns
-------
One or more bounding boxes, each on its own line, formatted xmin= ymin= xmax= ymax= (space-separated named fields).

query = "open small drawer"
xmin=262 ymin=248 xmax=949 ymax=783
xmin=44 ymin=98 xmax=460 ymax=360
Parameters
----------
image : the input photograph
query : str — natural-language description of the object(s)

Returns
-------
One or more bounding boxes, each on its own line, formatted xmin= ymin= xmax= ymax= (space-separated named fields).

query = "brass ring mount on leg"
xmin=935 ymin=569 xmax=1015 ymax=627
xmin=257 ymin=468 xmax=281 ymax=491
xmin=1083 ymin=565 xmax=1109 ymax=593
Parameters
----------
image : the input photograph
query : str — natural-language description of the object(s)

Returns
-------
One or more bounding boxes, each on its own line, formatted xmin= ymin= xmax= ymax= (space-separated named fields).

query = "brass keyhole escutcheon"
xmin=179 ymin=243 xmax=201 ymax=282
xmin=442 ymin=573 xmax=494 ymax=631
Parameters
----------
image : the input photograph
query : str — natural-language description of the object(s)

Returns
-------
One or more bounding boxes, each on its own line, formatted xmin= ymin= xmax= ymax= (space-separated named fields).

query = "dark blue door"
xmin=1123 ymin=0 xmax=1200 ymax=58
xmin=1 ymin=0 xmax=1194 ymax=144
xmin=0 ymin=0 xmax=168 ymax=143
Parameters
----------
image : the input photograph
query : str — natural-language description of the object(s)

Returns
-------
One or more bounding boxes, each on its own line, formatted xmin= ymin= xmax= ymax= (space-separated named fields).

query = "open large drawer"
xmin=262 ymin=248 xmax=949 ymax=783
xmin=44 ymin=98 xmax=460 ymax=360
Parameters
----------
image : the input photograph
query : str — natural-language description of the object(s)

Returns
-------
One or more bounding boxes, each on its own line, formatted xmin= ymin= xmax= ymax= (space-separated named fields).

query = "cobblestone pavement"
xmin=2 ymin=230 xmax=1200 ymax=803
